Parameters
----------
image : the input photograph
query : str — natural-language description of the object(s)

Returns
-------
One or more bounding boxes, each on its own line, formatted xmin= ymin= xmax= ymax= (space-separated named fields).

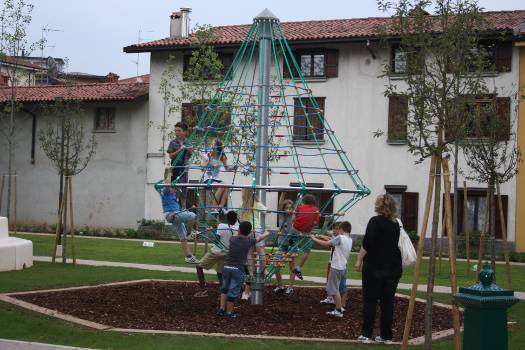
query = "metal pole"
xmin=251 ymin=9 xmax=276 ymax=306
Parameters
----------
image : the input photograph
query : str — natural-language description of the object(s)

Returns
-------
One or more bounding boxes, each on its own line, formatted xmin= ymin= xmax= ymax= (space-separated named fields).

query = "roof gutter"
xmin=123 ymin=29 xmax=516 ymax=53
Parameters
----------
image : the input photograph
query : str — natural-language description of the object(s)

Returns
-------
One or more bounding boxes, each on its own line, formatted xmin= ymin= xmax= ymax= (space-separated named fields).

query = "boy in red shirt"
xmin=291 ymin=194 xmax=320 ymax=283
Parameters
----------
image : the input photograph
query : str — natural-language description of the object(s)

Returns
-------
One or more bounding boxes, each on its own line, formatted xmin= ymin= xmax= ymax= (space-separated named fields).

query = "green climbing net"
xmin=164 ymin=11 xmax=370 ymax=281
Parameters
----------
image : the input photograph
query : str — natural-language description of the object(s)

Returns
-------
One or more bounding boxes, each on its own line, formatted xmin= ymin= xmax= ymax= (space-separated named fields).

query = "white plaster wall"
xmin=0 ymin=100 xmax=148 ymax=228
xmin=146 ymin=43 xmax=519 ymax=241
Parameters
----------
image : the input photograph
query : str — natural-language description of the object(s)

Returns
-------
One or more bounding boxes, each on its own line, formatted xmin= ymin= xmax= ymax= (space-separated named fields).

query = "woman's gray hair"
xmin=374 ymin=194 xmax=398 ymax=221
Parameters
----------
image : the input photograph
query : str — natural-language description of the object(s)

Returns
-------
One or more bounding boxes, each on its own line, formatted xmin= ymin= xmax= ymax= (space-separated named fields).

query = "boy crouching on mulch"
xmin=218 ymin=221 xmax=269 ymax=318
xmin=311 ymin=221 xmax=352 ymax=318
xmin=195 ymin=210 xmax=238 ymax=297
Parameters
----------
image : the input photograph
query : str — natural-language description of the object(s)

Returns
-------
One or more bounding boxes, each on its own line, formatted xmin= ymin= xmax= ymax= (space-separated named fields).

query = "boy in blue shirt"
xmin=155 ymin=176 xmax=199 ymax=264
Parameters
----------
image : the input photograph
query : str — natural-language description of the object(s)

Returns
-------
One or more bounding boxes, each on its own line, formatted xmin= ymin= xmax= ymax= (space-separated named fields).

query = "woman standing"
xmin=355 ymin=194 xmax=402 ymax=343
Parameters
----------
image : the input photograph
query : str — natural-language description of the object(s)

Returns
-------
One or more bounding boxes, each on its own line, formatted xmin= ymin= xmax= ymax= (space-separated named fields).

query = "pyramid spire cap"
xmin=254 ymin=8 xmax=279 ymax=22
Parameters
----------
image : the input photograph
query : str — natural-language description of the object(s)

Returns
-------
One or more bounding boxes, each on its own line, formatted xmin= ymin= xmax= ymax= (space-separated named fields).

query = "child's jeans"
xmin=221 ymin=266 xmax=244 ymax=301
xmin=165 ymin=211 xmax=196 ymax=241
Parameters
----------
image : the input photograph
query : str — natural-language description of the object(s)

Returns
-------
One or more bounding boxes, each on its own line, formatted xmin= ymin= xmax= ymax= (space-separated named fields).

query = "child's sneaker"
xmin=341 ymin=307 xmax=346 ymax=314
xmin=292 ymin=267 xmax=303 ymax=280
xmin=320 ymin=296 xmax=335 ymax=305
xmin=284 ymin=287 xmax=294 ymax=296
xmin=185 ymin=255 xmax=200 ymax=264
xmin=241 ymin=291 xmax=251 ymax=300
xmin=226 ymin=311 xmax=238 ymax=318
xmin=374 ymin=336 xmax=392 ymax=344
xmin=357 ymin=335 xmax=372 ymax=343
xmin=273 ymin=286 xmax=285 ymax=294
xmin=216 ymin=309 xmax=227 ymax=317
xmin=326 ymin=309 xmax=343 ymax=318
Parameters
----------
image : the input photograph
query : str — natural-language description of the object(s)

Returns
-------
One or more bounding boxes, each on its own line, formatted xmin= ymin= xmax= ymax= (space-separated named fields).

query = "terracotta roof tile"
xmin=124 ymin=10 xmax=525 ymax=52
xmin=0 ymin=56 xmax=45 ymax=70
xmin=0 ymin=78 xmax=149 ymax=103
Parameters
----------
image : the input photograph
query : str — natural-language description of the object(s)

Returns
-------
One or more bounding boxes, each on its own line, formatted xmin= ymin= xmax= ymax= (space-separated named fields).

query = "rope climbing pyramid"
xmin=165 ymin=9 xmax=370 ymax=302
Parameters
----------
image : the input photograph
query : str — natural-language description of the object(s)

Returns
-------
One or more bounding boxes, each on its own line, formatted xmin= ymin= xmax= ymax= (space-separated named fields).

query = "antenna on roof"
xmin=40 ymin=25 xmax=63 ymax=59
xmin=134 ymin=29 xmax=154 ymax=81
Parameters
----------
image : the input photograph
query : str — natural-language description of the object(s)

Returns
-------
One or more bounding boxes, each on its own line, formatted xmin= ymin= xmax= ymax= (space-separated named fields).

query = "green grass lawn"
xmin=0 ymin=261 xmax=523 ymax=349
xmin=16 ymin=233 xmax=525 ymax=291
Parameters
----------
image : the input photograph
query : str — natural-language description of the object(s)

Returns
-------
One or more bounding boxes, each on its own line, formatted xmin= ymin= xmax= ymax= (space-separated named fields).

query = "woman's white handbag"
xmin=397 ymin=219 xmax=417 ymax=267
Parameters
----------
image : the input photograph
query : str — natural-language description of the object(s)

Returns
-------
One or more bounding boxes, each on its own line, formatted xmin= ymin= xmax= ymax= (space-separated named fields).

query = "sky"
xmin=24 ymin=0 xmax=525 ymax=79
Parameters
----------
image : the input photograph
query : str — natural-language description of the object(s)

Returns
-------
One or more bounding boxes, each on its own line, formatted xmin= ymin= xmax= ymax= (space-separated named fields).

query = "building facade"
xmin=125 ymin=9 xmax=525 ymax=251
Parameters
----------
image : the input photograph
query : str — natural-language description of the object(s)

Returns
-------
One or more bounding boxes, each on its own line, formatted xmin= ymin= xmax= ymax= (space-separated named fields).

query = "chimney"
xmin=105 ymin=72 xmax=120 ymax=82
xmin=170 ymin=7 xmax=191 ymax=38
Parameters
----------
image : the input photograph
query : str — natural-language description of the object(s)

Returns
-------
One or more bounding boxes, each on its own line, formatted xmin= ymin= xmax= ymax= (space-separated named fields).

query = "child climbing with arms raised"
xmin=311 ymin=221 xmax=352 ymax=318
xmin=201 ymin=139 xmax=236 ymax=215
xmin=155 ymin=170 xmax=199 ymax=264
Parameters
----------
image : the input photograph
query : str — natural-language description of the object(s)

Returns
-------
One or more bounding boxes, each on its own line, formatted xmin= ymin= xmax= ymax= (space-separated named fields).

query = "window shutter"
xmin=494 ymin=194 xmax=508 ymax=239
xmin=220 ymin=53 xmax=234 ymax=77
xmin=325 ymin=49 xmax=339 ymax=78
xmin=182 ymin=54 xmax=191 ymax=81
xmin=495 ymin=97 xmax=511 ymax=141
xmin=313 ymin=98 xmax=325 ymax=140
xmin=181 ymin=103 xmax=193 ymax=127
xmin=293 ymin=98 xmax=308 ymax=140
xmin=495 ymin=42 xmax=512 ymax=73
xmin=403 ymin=192 xmax=419 ymax=232
xmin=283 ymin=51 xmax=299 ymax=79
xmin=388 ymin=95 xmax=408 ymax=142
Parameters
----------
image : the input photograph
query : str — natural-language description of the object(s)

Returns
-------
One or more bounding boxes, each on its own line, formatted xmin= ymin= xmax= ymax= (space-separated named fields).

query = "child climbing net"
xmin=159 ymin=10 xmax=370 ymax=299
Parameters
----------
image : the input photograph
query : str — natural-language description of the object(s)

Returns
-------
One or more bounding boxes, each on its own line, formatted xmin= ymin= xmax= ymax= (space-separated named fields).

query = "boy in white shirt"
xmin=311 ymin=221 xmax=352 ymax=318
xmin=195 ymin=211 xmax=238 ymax=296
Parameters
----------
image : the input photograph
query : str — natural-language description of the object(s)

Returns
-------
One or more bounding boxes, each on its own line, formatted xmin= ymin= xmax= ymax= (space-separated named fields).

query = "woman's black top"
xmin=362 ymin=215 xmax=402 ymax=274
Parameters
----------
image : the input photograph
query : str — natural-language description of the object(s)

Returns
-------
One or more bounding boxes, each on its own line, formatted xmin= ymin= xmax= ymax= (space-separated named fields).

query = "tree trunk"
xmin=476 ymin=191 xmax=490 ymax=281
xmin=401 ymin=155 xmax=437 ymax=350
xmin=453 ymin=142 xmax=459 ymax=240
xmin=442 ymin=158 xmax=461 ymax=350
xmin=496 ymin=179 xmax=512 ymax=288
xmin=424 ymin=154 xmax=442 ymax=350
xmin=489 ymin=180 xmax=496 ymax=276
xmin=463 ymin=181 xmax=469 ymax=275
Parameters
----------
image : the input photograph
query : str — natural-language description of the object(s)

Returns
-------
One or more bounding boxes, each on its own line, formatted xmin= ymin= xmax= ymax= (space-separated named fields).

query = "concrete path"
xmin=0 ymin=339 xmax=96 ymax=350
xmin=33 ymin=256 xmax=525 ymax=300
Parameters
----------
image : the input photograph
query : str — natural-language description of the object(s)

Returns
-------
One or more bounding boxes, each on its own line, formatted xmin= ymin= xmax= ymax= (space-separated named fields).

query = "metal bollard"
xmin=454 ymin=263 xmax=519 ymax=350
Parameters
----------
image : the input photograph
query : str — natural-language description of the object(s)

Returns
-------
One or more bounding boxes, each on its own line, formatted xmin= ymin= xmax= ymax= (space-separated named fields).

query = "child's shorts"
xmin=221 ymin=266 xmax=244 ymax=301
xmin=165 ymin=211 xmax=196 ymax=241
xmin=326 ymin=267 xmax=348 ymax=295
xmin=198 ymin=252 xmax=225 ymax=273
xmin=255 ymin=228 xmax=265 ymax=248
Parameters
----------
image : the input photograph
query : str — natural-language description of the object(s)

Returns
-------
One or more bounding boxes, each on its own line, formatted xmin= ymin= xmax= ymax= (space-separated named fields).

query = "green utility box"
xmin=454 ymin=263 xmax=519 ymax=350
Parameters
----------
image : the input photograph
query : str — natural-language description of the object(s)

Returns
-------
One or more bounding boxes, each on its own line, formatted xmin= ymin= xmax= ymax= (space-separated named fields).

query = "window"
xmin=445 ymin=189 xmax=507 ymax=239
xmin=277 ymin=183 xmax=334 ymax=229
xmin=465 ymin=41 xmax=512 ymax=73
xmin=34 ymin=73 xmax=48 ymax=85
xmin=183 ymin=52 xmax=234 ymax=80
xmin=390 ymin=44 xmax=422 ymax=75
xmin=385 ymin=185 xmax=419 ymax=232
xmin=94 ymin=108 xmax=116 ymax=132
xmin=293 ymin=97 xmax=325 ymax=142
xmin=459 ymin=95 xmax=510 ymax=141
xmin=387 ymin=95 xmax=408 ymax=143
xmin=283 ymin=49 xmax=338 ymax=79
xmin=181 ymin=100 xmax=231 ymax=136
xmin=391 ymin=44 xmax=407 ymax=74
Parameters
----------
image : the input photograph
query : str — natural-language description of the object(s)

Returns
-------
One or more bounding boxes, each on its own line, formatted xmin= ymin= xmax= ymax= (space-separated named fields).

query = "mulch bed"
xmin=13 ymin=281 xmax=458 ymax=341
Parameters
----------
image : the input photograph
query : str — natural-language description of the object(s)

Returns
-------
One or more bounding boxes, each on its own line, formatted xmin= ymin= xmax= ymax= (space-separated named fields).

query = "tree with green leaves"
xmin=376 ymin=1 xmax=498 ymax=348
xmin=0 ymin=0 xmax=44 ymax=220
xmin=39 ymin=97 xmax=97 ymax=263
xmin=461 ymin=91 xmax=521 ymax=287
